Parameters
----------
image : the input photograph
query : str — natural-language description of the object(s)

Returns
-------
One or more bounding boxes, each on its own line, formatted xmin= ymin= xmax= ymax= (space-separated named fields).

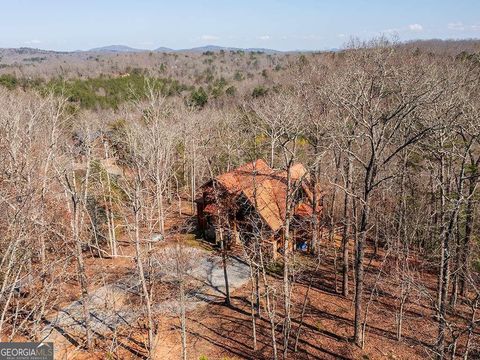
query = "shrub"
xmin=0 ymin=74 xmax=18 ymax=90
xmin=252 ymin=85 xmax=268 ymax=98
xmin=189 ymin=87 xmax=208 ymax=108
xmin=233 ymin=71 xmax=244 ymax=81
xmin=225 ymin=86 xmax=236 ymax=96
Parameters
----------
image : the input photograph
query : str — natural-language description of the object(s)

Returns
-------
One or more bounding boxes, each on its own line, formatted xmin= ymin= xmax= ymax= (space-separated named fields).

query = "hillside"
xmin=0 ymin=38 xmax=479 ymax=360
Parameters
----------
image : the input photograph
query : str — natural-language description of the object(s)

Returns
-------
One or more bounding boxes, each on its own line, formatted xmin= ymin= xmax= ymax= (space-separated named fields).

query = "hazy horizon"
xmin=2 ymin=0 xmax=480 ymax=52
xmin=3 ymin=37 xmax=480 ymax=53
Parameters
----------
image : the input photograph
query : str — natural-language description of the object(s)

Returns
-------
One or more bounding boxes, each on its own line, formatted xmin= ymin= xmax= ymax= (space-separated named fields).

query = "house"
xmin=196 ymin=159 xmax=321 ymax=258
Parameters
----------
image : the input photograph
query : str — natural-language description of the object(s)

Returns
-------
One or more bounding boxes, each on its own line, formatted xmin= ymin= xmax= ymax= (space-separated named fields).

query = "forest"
xmin=0 ymin=38 xmax=479 ymax=359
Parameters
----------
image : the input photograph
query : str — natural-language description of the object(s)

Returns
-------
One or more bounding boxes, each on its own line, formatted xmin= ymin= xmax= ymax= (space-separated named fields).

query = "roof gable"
xmin=203 ymin=159 xmax=314 ymax=232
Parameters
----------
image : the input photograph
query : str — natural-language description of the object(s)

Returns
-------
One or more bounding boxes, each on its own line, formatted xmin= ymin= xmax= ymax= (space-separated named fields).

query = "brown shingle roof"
xmin=243 ymin=179 xmax=285 ymax=231
xmin=215 ymin=159 xmax=274 ymax=194
xmin=208 ymin=159 xmax=313 ymax=232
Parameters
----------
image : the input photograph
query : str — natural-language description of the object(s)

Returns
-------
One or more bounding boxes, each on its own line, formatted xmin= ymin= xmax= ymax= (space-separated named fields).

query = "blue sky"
xmin=1 ymin=0 xmax=479 ymax=51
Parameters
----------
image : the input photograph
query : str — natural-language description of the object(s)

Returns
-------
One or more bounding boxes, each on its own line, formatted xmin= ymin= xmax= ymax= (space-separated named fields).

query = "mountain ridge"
xmin=89 ymin=45 xmax=148 ymax=53
xmin=90 ymin=44 xmax=283 ymax=54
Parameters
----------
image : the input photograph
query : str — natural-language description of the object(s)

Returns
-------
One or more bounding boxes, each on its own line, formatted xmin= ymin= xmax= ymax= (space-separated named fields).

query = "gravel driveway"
xmin=41 ymin=250 xmax=250 ymax=356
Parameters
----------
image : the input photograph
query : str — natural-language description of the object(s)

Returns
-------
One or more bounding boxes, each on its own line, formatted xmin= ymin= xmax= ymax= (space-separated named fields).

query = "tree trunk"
xmin=259 ymin=241 xmax=278 ymax=360
xmin=354 ymin=198 xmax=369 ymax=346
xmin=459 ymin=173 xmax=476 ymax=297
xmin=330 ymin=150 xmax=341 ymax=292
xmin=190 ymin=139 xmax=196 ymax=215
xmin=134 ymin=186 xmax=155 ymax=357
xmin=282 ymin=162 xmax=293 ymax=359
xmin=180 ymin=277 xmax=187 ymax=360
xmin=220 ymin=230 xmax=231 ymax=306
xmin=437 ymin=142 xmax=470 ymax=359
xmin=248 ymin=259 xmax=257 ymax=351
xmin=437 ymin=153 xmax=447 ymax=318
xmin=72 ymin=194 xmax=92 ymax=349
xmin=310 ymin=158 xmax=320 ymax=255
xmin=354 ymin=160 xmax=373 ymax=347
xmin=342 ymin=152 xmax=352 ymax=297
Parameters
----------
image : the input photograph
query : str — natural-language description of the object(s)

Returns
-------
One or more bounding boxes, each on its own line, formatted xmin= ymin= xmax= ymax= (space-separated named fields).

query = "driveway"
xmin=41 ymin=251 xmax=250 ymax=358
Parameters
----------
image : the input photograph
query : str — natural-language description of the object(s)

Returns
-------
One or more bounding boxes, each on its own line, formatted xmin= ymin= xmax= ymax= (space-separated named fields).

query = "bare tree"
xmin=326 ymin=38 xmax=444 ymax=346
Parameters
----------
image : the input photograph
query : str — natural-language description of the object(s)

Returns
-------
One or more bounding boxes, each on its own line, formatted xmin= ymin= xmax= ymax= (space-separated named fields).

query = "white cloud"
xmin=408 ymin=24 xmax=423 ymax=32
xmin=201 ymin=35 xmax=219 ymax=41
xmin=447 ymin=22 xmax=480 ymax=31
xmin=381 ymin=24 xmax=423 ymax=35
xmin=448 ymin=22 xmax=465 ymax=31
xmin=258 ymin=35 xmax=271 ymax=40
xmin=25 ymin=39 xmax=41 ymax=45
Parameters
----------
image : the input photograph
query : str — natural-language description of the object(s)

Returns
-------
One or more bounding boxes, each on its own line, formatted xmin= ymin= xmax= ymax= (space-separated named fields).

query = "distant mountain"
xmin=4 ymin=39 xmax=480 ymax=56
xmin=155 ymin=47 xmax=174 ymax=53
xmin=89 ymin=45 xmax=147 ymax=53
xmin=244 ymin=47 xmax=283 ymax=54
xmin=1 ymin=44 xmax=287 ymax=55
xmin=174 ymin=45 xmax=282 ymax=54
xmin=2 ymin=47 xmax=60 ymax=55
xmin=178 ymin=45 xmax=233 ymax=53
xmin=86 ymin=44 xmax=280 ymax=54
